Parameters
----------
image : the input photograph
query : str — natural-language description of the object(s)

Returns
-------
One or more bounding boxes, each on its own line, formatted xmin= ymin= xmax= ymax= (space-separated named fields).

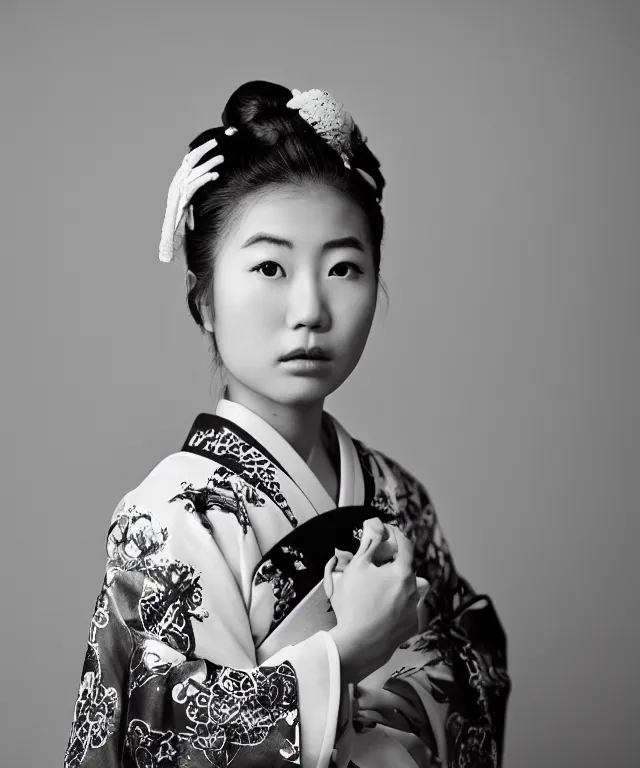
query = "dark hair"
xmin=183 ymin=80 xmax=387 ymax=361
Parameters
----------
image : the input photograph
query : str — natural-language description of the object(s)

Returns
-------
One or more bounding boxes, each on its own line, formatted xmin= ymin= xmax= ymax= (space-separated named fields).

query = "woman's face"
xmin=203 ymin=183 xmax=378 ymax=407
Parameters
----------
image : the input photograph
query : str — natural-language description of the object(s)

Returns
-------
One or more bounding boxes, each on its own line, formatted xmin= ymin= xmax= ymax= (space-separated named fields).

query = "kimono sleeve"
xmin=63 ymin=494 xmax=342 ymax=768
xmin=384 ymin=476 xmax=512 ymax=768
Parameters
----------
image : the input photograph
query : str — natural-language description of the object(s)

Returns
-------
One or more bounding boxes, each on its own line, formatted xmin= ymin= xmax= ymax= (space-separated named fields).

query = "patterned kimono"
xmin=64 ymin=398 xmax=511 ymax=768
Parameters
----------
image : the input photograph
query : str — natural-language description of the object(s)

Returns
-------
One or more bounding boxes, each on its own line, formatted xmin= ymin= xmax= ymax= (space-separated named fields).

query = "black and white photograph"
xmin=2 ymin=1 xmax=638 ymax=766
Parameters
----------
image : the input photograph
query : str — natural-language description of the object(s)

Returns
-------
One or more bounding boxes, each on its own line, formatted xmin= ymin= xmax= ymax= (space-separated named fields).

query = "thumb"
xmin=355 ymin=523 xmax=386 ymax=563
xmin=334 ymin=548 xmax=354 ymax=572
xmin=323 ymin=555 xmax=338 ymax=600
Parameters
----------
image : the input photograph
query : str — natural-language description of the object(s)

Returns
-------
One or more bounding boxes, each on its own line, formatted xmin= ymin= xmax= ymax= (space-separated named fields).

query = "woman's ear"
xmin=201 ymin=306 xmax=214 ymax=333
xmin=186 ymin=270 xmax=214 ymax=332
xmin=186 ymin=269 xmax=197 ymax=294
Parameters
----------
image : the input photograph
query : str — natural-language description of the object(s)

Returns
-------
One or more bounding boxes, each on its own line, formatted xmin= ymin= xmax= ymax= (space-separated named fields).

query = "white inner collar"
xmin=215 ymin=397 xmax=364 ymax=511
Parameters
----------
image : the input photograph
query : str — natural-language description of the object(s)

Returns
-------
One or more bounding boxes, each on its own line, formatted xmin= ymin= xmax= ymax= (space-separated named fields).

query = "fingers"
xmin=353 ymin=709 xmax=384 ymax=727
xmin=354 ymin=708 xmax=420 ymax=735
xmin=184 ymin=155 xmax=225 ymax=199
xmin=333 ymin=548 xmax=354 ymax=572
xmin=323 ymin=555 xmax=337 ymax=600
xmin=178 ymin=130 xmax=236 ymax=200
xmin=354 ymin=684 xmax=423 ymax=736
xmin=185 ymin=203 xmax=195 ymax=231
xmin=184 ymin=137 xmax=220 ymax=166
xmin=185 ymin=127 xmax=238 ymax=169
xmin=352 ymin=719 xmax=377 ymax=733
xmin=160 ymin=128 xmax=238 ymax=263
xmin=354 ymin=517 xmax=386 ymax=562
xmin=355 ymin=686 xmax=416 ymax=721
xmin=186 ymin=171 xmax=220 ymax=201
xmin=188 ymin=154 xmax=225 ymax=180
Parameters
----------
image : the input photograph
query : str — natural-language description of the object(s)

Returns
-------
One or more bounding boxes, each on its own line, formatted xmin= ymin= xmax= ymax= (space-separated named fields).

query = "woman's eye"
xmin=252 ymin=261 xmax=285 ymax=278
xmin=329 ymin=262 xmax=363 ymax=278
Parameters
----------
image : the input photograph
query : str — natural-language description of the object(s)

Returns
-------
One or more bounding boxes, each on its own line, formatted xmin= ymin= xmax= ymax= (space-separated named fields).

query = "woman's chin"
xmin=267 ymin=374 xmax=340 ymax=406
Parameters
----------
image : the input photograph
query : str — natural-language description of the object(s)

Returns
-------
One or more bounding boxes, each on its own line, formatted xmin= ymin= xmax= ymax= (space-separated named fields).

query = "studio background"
xmin=2 ymin=1 xmax=638 ymax=766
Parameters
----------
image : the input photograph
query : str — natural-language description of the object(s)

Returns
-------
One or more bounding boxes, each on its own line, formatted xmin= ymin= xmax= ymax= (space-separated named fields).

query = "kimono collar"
xmin=215 ymin=397 xmax=365 ymax=510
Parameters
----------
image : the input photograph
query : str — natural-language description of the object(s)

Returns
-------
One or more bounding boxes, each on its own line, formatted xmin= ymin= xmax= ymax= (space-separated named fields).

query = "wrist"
xmin=335 ymin=680 xmax=352 ymax=739
xmin=328 ymin=627 xmax=359 ymax=684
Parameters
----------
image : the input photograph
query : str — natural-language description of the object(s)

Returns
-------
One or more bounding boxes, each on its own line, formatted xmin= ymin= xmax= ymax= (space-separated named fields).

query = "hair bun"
xmin=222 ymin=80 xmax=306 ymax=147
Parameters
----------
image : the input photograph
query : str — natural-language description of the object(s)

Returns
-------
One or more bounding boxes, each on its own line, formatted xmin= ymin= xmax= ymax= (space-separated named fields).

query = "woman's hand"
xmin=352 ymin=683 xmax=422 ymax=735
xmin=326 ymin=518 xmax=420 ymax=684
xmin=323 ymin=523 xmax=397 ymax=601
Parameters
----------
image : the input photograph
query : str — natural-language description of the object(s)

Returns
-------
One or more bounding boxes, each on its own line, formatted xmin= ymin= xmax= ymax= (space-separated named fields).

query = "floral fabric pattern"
xmin=169 ymin=467 xmax=266 ymax=537
xmin=65 ymin=590 xmax=119 ymax=768
xmin=65 ymin=411 xmax=510 ymax=767
xmin=185 ymin=423 xmax=297 ymax=526
xmin=64 ymin=498 xmax=302 ymax=767
xmin=356 ymin=444 xmax=511 ymax=767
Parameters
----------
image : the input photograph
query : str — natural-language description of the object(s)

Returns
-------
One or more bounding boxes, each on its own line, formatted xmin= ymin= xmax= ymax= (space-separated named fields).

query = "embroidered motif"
xmin=67 ymin=494 xmax=305 ymax=767
xmin=448 ymin=711 xmax=497 ymax=768
xmin=128 ymin=631 xmax=186 ymax=694
xmin=371 ymin=488 xmax=394 ymax=517
xmin=67 ymin=423 xmax=509 ymax=768
xmin=254 ymin=559 xmax=298 ymax=625
xmin=355 ymin=442 xmax=510 ymax=768
xmin=107 ymin=503 xmax=169 ymax=570
xmin=187 ymin=425 xmax=298 ymax=526
xmin=281 ymin=545 xmax=307 ymax=571
xmin=124 ymin=663 xmax=302 ymax=766
xmin=169 ymin=465 xmax=266 ymax=536
xmin=105 ymin=502 xmax=210 ymax=655
xmin=171 ymin=661 xmax=300 ymax=764
xmin=357 ymin=445 xmax=453 ymax=587
xmin=64 ymin=586 xmax=119 ymax=768
xmin=125 ymin=719 xmax=192 ymax=766
xmin=138 ymin=560 xmax=209 ymax=654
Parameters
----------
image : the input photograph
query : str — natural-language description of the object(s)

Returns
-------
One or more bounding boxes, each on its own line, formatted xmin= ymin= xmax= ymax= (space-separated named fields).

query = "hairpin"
xmin=158 ymin=127 xmax=238 ymax=263
xmin=286 ymin=88 xmax=378 ymax=195
xmin=160 ymin=90 xmax=380 ymax=264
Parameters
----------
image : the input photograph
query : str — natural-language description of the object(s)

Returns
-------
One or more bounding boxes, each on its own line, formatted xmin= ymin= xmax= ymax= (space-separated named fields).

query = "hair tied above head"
xmin=158 ymin=127 xmax=239 ymax=264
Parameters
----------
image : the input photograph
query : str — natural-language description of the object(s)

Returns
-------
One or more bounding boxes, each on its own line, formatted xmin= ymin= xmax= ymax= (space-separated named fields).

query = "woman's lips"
xmin=279 ymin=358 xmax=333 ymax=375
xmin=279 ymin=346 xmax=331 ymax=362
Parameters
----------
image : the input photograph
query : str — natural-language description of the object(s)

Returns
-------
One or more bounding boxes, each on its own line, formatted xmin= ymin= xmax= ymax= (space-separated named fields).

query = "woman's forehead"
xmin=229 ymin=184 xmax=370 ymax=244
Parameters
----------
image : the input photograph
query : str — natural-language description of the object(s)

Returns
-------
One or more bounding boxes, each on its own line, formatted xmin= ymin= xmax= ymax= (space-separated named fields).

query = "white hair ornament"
xmin=158 ymin=127 xmax=238 ymax=263
xmin=286 ymin=88 xmax=378 ymax=193
xmin=286 ymin=89 xmax=355 ymax=162
xmin=159 ymin=88 xmax=379 ymax=263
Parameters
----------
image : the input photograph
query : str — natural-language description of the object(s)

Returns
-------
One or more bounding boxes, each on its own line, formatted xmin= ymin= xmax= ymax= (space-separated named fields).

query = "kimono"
xmin=64 ymin=397 xmax=511 ymax=768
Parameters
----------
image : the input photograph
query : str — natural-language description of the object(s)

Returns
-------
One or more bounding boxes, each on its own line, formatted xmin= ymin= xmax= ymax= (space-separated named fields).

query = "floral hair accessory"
xmin=286 ymin=88 xmax=355 ymax=163
xmin=158 ymin=127 xmax=238 ymax=263
xmin=287 ymin=88 xmax=378 ymax=195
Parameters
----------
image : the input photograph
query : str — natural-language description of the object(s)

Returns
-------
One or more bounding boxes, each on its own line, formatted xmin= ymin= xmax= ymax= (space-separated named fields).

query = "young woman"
xmin=64 ymin=81 xmax=511 ymax=768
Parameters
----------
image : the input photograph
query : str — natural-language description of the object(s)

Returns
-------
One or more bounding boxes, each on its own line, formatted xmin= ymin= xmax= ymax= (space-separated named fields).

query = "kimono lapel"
xmin=180 ymin=398 xmax=372 ymax=652
xmin=331 ymin=414 xmax=365 ymax=508
xmin=215 ymin=398 xmax=365 ymax=514
xmin=212 ymin=399 xmax=371 ymax=655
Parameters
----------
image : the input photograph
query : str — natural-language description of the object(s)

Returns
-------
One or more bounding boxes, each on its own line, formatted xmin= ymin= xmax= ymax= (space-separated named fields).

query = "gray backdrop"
xmin=2 ymin=1 xmax=639 ymax=766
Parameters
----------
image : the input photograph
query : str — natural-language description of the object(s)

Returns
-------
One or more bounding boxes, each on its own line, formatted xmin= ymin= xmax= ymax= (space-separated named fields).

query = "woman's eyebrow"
xmin=241 ymin=233 xmax=365 ymax=252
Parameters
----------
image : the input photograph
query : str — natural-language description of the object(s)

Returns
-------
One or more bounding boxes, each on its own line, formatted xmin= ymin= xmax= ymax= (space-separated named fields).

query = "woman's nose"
xmin=286 ymin=275 xmax=331 ymax=331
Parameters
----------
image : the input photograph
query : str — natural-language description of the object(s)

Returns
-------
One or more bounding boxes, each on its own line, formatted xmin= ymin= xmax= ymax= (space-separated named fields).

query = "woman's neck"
xmin=223 ymin=380 xmax=324 ymax=463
